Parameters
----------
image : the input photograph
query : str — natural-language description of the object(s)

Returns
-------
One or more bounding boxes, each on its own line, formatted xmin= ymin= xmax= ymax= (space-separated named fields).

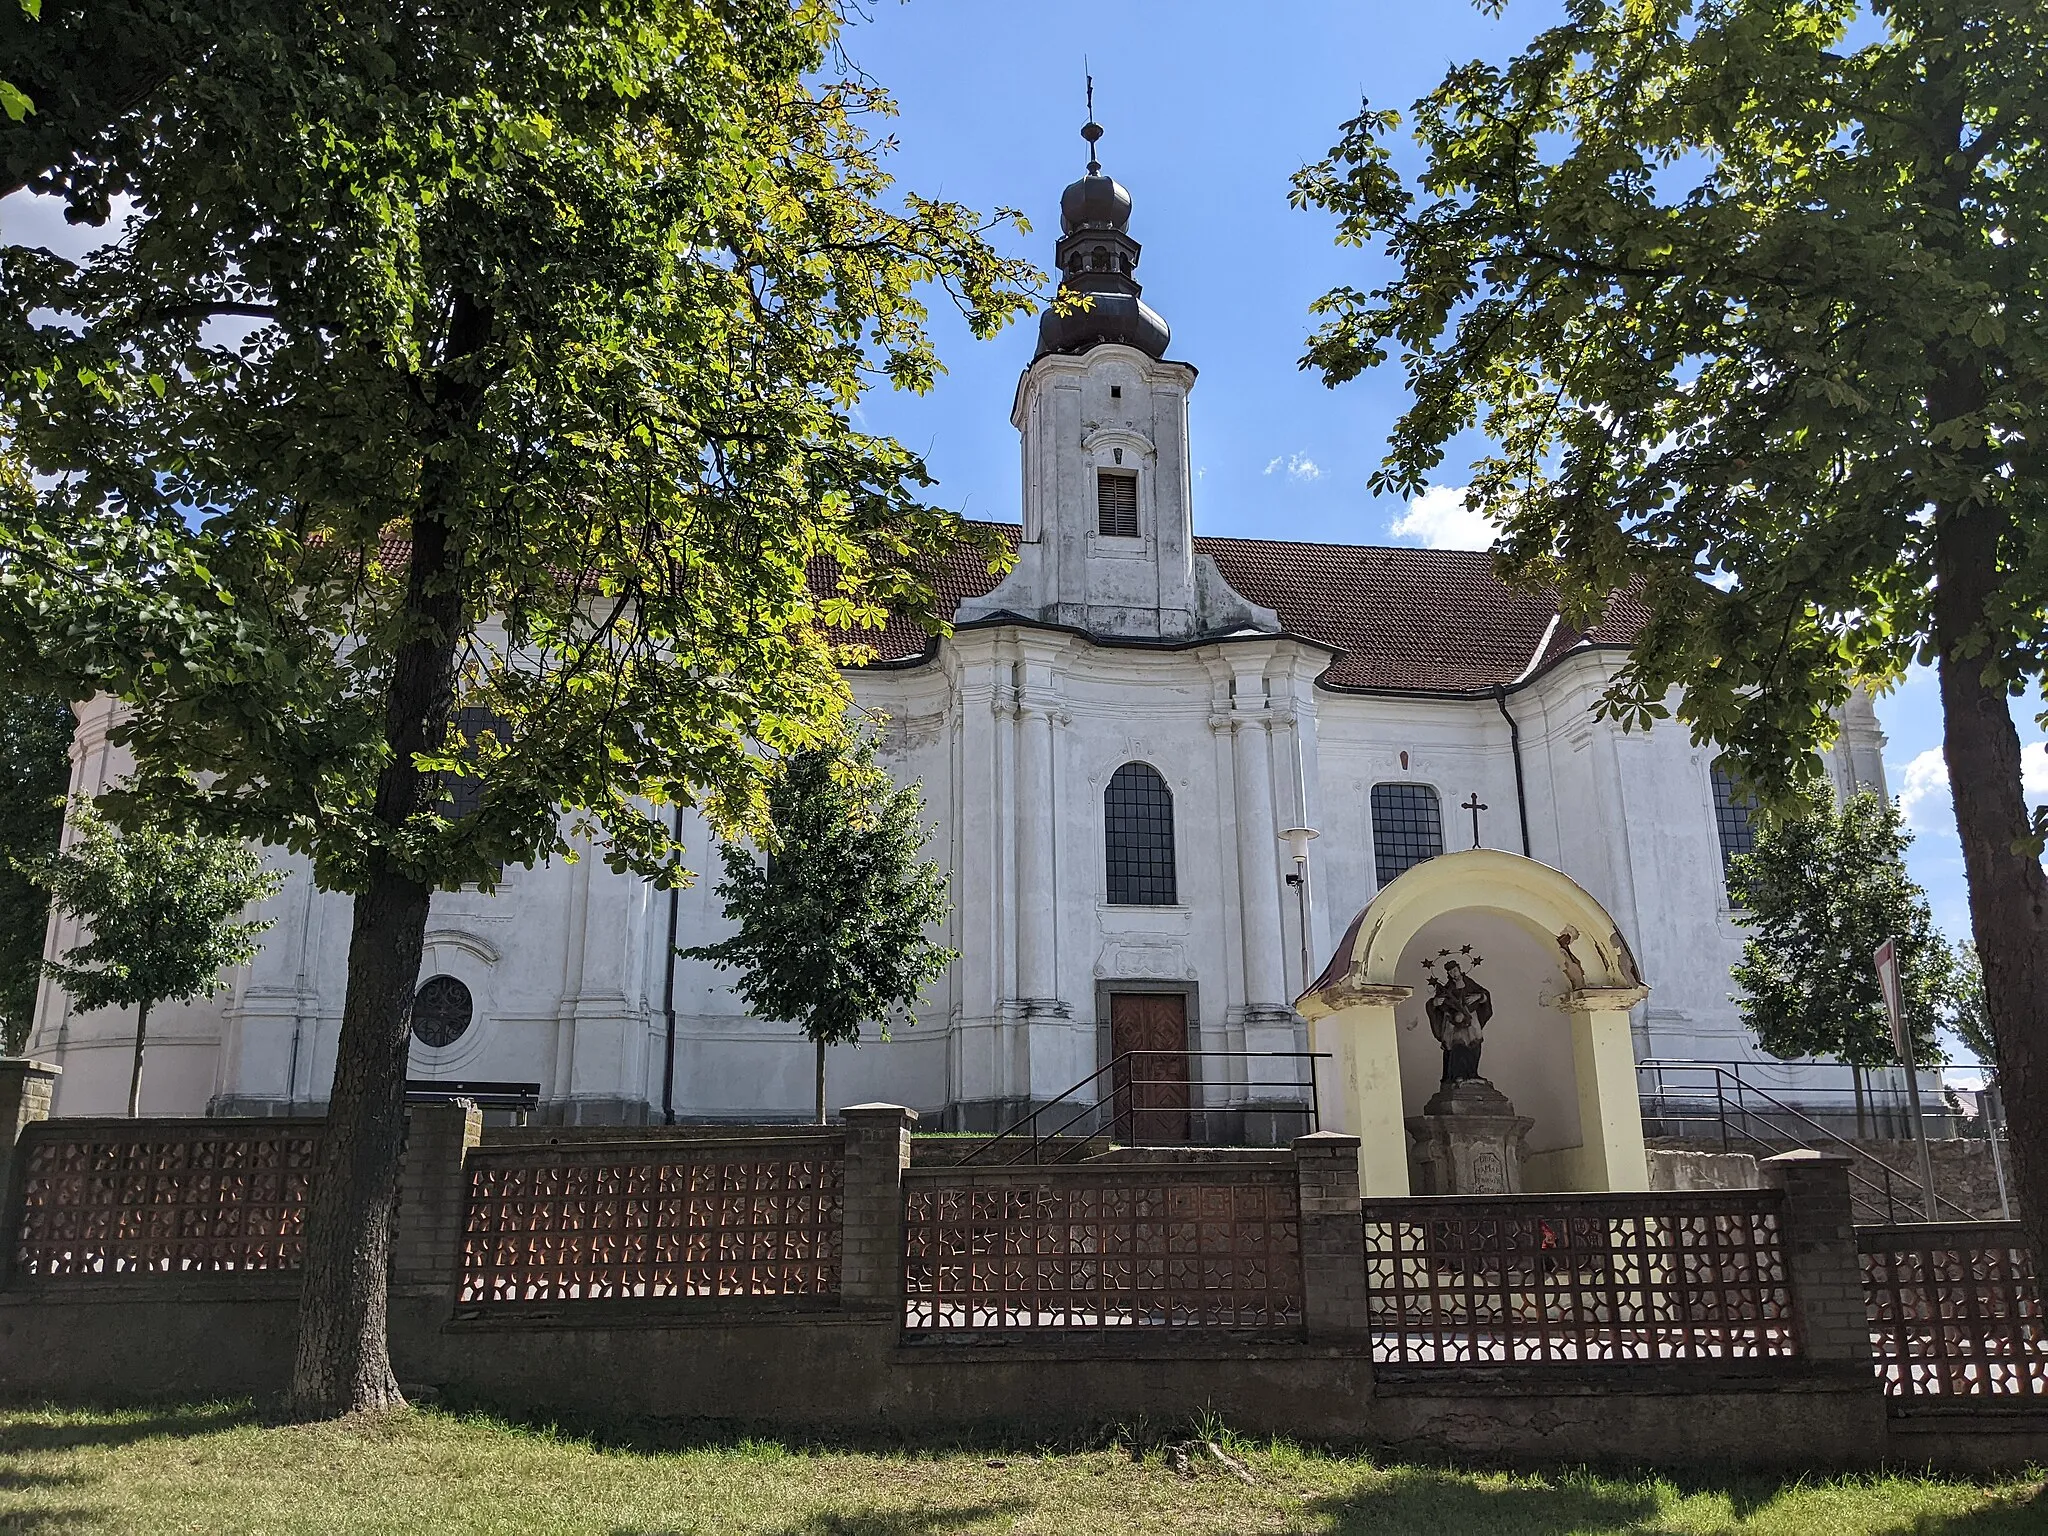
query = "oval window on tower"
xmin=411 ymin=975 xmax=474 ymax=1049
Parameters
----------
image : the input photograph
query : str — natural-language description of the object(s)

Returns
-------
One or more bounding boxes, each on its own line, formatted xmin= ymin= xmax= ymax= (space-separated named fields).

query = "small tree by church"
xmin=25 ymin=802 xmax=280 ymax=1115
xmin=1727 ymin=786 xmax=1952 ymax=1070
xmin=686 ymin=731 xmax=956 ymax=1123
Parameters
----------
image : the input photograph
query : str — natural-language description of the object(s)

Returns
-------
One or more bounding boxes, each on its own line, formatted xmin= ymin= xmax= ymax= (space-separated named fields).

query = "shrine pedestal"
xmin=1404 ymin=1078 xmax=1534 ymax=1195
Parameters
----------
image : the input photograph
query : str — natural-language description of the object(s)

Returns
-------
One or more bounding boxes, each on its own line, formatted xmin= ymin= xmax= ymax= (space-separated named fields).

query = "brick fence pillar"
xmin=0 ymin=1060 xmax=60 ymax=1256
xmin=839 ymin=1103 xmax=915 ymax=1312
xmin=392 ymin=1099 xmax=482 ymax=1299
xmin=1294 ymin=1129 xmax=1370 ymax=1340
xmin=1760 ymin=1149 xmax=1875 ymax=1364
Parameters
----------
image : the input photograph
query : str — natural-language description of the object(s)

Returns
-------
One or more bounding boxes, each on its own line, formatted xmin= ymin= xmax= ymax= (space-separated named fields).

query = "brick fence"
xmin=0 ymin=1060 xmax=2038 ymax=1469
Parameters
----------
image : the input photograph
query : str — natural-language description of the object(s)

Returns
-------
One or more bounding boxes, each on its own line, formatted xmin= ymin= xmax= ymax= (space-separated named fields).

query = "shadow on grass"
xmin=1307 ymin=1461 xmax=2046 ymax=1536
xmin=0 ymin=1401 xmax=251 ymax=1458
xmin=614 ymin=1503 xmax=1032 ymax=1536
xmin=429 ymin=1393 xmax=1121 ymax=1459
xmin=0 ymin=1467 xmax=87 ymax=1491
xmin=0 ymin=1511 xmax=101 ymax=1533
xmin=1899 ymin=1484 xmax=2048 ymax=1535
xmin=1309 ymin=1464 xmax=1660 ymax=1535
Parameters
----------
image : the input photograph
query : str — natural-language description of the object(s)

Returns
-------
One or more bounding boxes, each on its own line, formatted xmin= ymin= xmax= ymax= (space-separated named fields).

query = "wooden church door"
xmin=1108 ymin=993 xmax=1190 ymax=1144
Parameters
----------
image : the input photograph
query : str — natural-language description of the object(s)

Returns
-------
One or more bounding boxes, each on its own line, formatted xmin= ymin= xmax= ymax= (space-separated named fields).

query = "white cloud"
xmin=1897 ymin=748 xmax=1950 ymax=831
xmin=1262 ymin=452 xmax=1322 ymax=482
xmin=1895 ymin=741 xmax=2046 ymax=832
xmin=1388 ymin=484 xmax=1497 ymax=550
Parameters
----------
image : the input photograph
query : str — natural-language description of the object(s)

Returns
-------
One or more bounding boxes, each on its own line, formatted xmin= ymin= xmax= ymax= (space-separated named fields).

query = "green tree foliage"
xmin=1 ymin=1 xmax=40 ymax=126
xmin=1728 ymin=788 xmax=1950 ymax=1067
xmin=686 ymin=728 xmax=956 ymax=1123
xmin=1292 ymin=0 xmax=2048 ymax=1279
xmin=0 ymin=688 xmax=73 ymax=1054
xmin=24 ymin=801 xmax=279 ymax=1114
xmin=1948 ymin=945 xmax=1996 ymax=1068
xmin=0 ymin=2 xmax=1030 ymax=1416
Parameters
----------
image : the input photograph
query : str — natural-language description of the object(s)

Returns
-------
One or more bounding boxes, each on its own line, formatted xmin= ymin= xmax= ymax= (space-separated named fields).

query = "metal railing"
xmin=1860 ymin=1222 xmax=2047 ymax=1397
xmin=1362 ymin=1190 xmax=1799 ymax=1366
xmin=1636 ymin=1059 xmax=1973 ymax=1224
xmin=903 ymin=1164 xmax=1304 ymax=1333
xmin=953 ymin=1050 xmax=1329 ymax=1166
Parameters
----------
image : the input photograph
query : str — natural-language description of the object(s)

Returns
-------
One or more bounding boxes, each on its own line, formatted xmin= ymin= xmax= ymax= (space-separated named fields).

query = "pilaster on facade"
xmin=1226 ymin=656 xmax=1290 ymax=1034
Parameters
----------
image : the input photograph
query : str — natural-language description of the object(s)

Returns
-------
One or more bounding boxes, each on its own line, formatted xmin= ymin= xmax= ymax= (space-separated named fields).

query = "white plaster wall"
xmin=39 ymin=633 xmax=1867 ymax=1127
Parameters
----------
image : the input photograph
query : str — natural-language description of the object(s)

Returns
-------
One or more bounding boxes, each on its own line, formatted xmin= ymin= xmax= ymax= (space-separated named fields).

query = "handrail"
xmin=1637 ymin=1058 xmax=1973 ymax=1222
xmin=954 ymin=1050 xmax=1330 ymax=1167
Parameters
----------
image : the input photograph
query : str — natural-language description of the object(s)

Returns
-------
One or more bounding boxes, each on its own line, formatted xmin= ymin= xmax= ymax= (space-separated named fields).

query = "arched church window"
xmin=1105 ymin=763 xmax=1177 ymax=905
xmin=1370 ymin=782 xmax=1444 ymax=889
xmin=411 ymin=975 xmax=473 ymax=1048
xmin=1097 ymin=471 xmax=1139 ymax=537
xmin=1710 ymin=757 xmax=1758 ymax=880
xmin=446 ymin=706 xmax=510 ymax=821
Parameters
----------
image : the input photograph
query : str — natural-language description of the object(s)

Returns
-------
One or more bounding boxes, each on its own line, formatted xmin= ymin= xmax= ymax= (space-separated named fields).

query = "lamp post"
xmin=1279 ymin=825 xmax=1320 ymax=997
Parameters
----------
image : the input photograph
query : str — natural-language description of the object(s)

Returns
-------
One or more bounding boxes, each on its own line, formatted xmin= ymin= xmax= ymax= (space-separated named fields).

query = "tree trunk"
xmin=1933 ymin=502 xmax=2048 ymax=1268
xmin=126 ymin=998 xmax=149 ymax=1117
xmin=815 ymin=1038 xmax=826 ymax=1125
xmin=282 ymin=863 xmax=432 ymax=1418
xmin=284 ymin=292 xmax=489 ymax=1419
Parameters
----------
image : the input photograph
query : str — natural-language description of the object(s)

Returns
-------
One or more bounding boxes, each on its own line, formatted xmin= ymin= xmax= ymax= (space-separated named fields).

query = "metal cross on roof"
xmin=1461 ymin=792 xmax=1487 ymax=848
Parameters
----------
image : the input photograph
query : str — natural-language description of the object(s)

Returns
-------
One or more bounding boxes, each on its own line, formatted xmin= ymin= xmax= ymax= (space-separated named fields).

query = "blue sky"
xmin=836 ymin=0 xmax=2047 ymax=955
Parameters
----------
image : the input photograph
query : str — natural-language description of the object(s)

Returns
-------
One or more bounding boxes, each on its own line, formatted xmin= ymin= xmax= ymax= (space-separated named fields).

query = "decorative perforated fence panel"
xmin=1859 ymin=1223 xmax=2048 ymax=1397
xmin=459 ymin=1137 xmax=843 ymax=1304
xmin=10 ymin=1120 xmax=322 ymax=1278
xmin=901 ymin=1167 xmax=1304 ymax=1332
xmin=1361 ymin=1192 xmax=1799 ymax=1365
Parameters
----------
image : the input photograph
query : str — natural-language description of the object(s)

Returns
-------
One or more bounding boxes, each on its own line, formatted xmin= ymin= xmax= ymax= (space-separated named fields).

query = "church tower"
xmin=957 ymin=114 xmax=1277 ymax=640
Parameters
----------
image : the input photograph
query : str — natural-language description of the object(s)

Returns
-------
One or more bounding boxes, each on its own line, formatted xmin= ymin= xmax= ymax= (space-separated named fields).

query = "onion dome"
xmin=1035 ymin=116 xmax=1170 ymax=361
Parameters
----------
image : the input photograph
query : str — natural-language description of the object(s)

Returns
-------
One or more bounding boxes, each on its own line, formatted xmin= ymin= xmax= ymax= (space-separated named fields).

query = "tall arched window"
xmin=1370 ymin=782 xmax=1444 ymax=889
xmin=446 ymin=706 xmax=510 ymax=821
xmin=1710 ymin=757 xmax=1758 ymax=880
xmin=1105 ymin=762 xmax=1177 ymax=905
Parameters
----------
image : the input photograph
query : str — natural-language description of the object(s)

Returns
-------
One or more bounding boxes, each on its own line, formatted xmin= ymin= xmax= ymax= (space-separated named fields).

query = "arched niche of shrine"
xmin=1390 ymin=911 xmax=1583 ymax=1156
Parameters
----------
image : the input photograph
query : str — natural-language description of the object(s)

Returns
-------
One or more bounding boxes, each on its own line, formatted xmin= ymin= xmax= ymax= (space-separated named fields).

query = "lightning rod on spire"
xmin=1082 ymin=62 xmax=1102 ymax=175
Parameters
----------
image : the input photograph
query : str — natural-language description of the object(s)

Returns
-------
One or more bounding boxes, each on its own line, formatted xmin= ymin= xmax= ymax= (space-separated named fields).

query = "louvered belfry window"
xmin=1105 ymin=762 xmax=1177 ymax=905
xmin=1097 ymin=470 xmax=1139 ymax=537
xmin=1370 ymin=782 xmax=1444 ymax=889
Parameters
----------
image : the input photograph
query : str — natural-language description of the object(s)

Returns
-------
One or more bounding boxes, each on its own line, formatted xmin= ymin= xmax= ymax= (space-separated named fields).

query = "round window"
xmin=411 ymin=976 xmax=473 ymax=1049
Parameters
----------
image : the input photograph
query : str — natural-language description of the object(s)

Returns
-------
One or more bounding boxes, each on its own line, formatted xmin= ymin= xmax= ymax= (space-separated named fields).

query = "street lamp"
xmin=1278 ymin=825 xmax=1320 ymax=996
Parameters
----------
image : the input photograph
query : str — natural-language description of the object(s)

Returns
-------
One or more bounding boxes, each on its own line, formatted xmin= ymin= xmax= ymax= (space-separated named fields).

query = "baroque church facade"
xmin=29 ymin=144 xmax=1889 ymax=1136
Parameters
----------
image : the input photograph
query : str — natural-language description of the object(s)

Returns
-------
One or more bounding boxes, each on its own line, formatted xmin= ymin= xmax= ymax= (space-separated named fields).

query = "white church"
xmin=29 ymin=137 xmax=1890 ymax=1159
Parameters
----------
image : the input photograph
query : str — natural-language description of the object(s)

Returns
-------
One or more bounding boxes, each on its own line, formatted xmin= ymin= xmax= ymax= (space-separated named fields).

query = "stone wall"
xmin=1646 ymin=1135 xmax=2011 ymax=1220
xmin=1645 ymin=1147 xmax=1759 ymax=1192
xmin=1841 ymin=1138 xmax=2010 ymax=1221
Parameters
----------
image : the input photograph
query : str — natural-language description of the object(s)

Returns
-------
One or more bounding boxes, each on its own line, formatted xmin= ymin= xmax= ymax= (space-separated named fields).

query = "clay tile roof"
xmin=830 ymin=522 xmax=1647 ymax=696
xmin=1194 ymin=534 xmax=1650 ymax=693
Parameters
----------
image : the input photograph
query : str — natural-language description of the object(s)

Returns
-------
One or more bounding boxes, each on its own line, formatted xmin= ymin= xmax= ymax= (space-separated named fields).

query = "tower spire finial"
xmin=1082 ymin=63 xmax=1102 ymax=175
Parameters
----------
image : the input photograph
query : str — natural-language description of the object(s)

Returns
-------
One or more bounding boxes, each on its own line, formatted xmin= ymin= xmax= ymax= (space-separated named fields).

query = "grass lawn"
xmin=0 ymin=1401 xmax=2041 ymax=1535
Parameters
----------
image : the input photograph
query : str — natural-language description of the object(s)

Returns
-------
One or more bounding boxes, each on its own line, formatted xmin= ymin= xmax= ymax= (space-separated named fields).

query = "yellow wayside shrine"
xmin=1296 ymin=849 xmax=1652 ymax=1197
